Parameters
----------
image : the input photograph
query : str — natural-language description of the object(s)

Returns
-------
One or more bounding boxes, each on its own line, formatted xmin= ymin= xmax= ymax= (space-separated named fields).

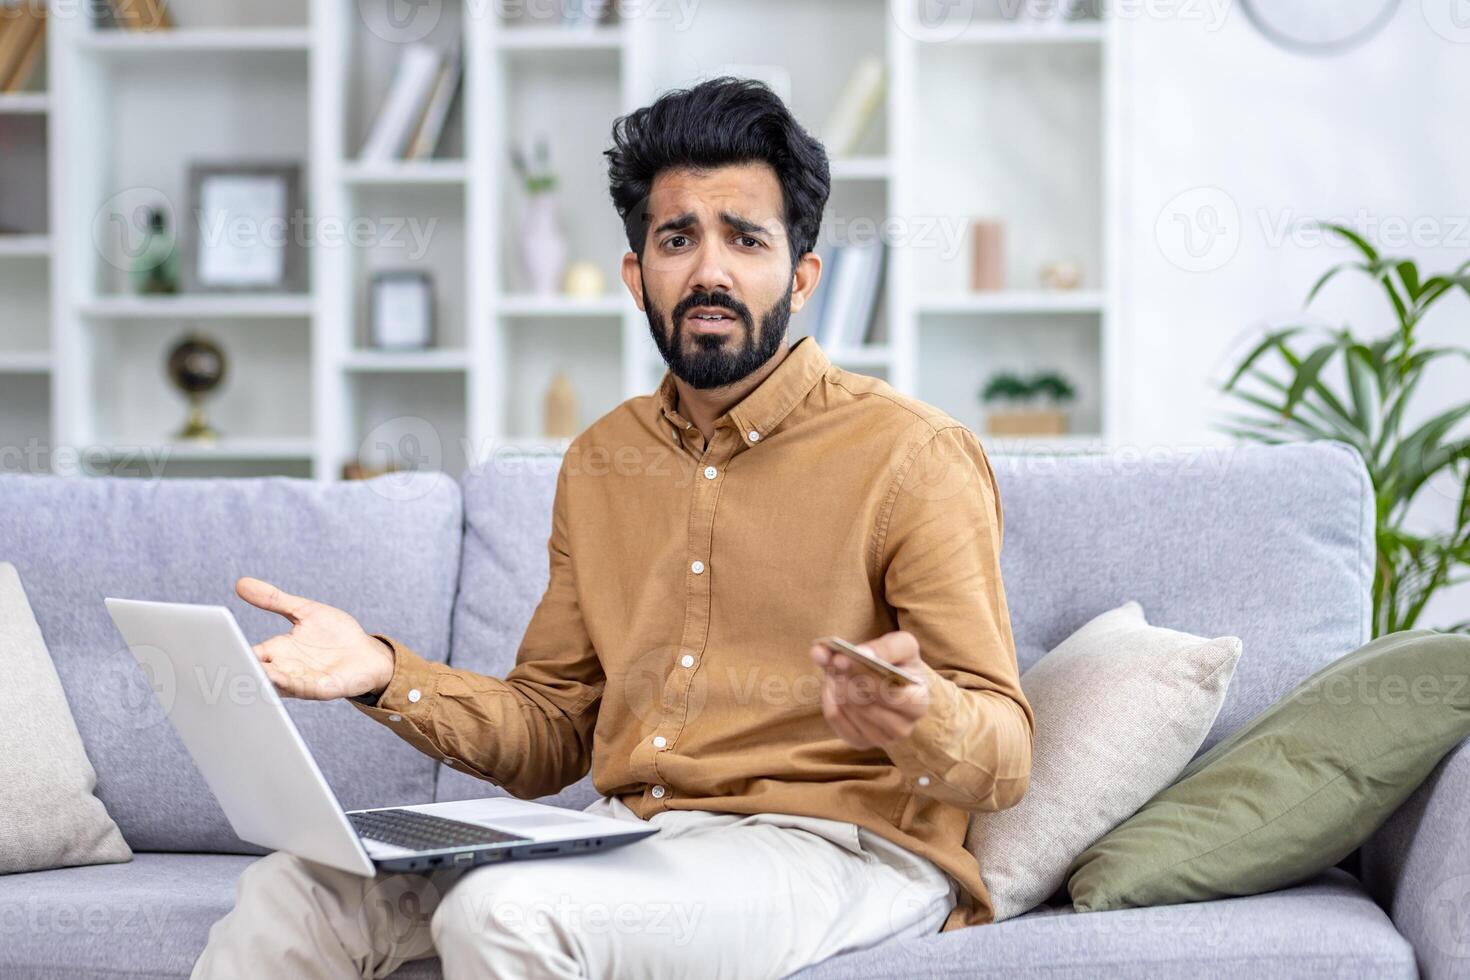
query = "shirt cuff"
xmin=347 ymin=634 xmax=452 ymax=764
xmin=881 ymin=660 xmax=966 ymax=795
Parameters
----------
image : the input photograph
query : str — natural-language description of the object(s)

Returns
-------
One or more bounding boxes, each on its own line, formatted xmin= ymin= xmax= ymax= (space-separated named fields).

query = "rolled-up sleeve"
xmin=350 ymin=453 xmax=605 ymax=800
xmin=873 ymin=424 xmax=1035 ymax=811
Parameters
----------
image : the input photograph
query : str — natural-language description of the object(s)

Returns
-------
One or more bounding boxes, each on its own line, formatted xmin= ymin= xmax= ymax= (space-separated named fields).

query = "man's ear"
xmin=620 ymin=251 xmax=645 ymax=311
xmin=788 ymin=250 xmax=823 ymax=315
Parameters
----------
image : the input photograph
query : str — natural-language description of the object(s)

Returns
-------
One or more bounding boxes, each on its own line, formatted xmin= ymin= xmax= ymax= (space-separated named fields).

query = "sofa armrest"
xmin=1360 ymin=735 xmax=1470 ymax=979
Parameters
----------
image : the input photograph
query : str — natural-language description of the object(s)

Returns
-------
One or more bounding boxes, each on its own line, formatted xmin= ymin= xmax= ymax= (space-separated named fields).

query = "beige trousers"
xmin=190 ymin=794 xmax=956 ymax=980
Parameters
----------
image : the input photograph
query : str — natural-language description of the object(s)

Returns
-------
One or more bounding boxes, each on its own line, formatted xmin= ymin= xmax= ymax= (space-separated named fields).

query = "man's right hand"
xmin=235 ymin=576 xmax=396 ymax=701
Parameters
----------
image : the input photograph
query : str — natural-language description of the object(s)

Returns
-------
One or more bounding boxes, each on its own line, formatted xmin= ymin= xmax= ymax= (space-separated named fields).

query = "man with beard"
xmin=192 ymin=77 xmax=1034 ymax=980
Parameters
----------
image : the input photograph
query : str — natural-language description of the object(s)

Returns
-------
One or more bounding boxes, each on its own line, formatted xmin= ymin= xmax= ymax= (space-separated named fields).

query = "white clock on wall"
xmin=1240 ymin=0 xmax=1401 ymax=54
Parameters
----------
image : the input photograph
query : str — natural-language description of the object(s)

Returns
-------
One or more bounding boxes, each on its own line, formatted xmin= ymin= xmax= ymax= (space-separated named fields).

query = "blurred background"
xmin=0 ymin=0 xmax=1465 ymax=628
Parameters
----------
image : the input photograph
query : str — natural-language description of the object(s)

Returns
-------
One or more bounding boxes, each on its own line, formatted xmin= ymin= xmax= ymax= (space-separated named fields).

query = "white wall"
xmin=1116 ymin=0 xmax=1470 ymax=628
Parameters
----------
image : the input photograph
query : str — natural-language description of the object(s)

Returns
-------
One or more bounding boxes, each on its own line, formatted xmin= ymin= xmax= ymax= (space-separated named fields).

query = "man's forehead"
xmin=645 ymin=165 xmax=786 ymax=231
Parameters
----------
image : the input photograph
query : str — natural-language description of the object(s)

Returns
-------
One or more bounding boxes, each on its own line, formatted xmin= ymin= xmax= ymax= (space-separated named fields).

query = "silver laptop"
xmin=104 ymin=598 xmax=657 ymax=877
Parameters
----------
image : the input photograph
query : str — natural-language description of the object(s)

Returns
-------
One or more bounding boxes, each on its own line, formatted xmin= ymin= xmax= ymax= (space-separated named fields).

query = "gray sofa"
xmin=1 ymin=441 xmax=1463 ymax=979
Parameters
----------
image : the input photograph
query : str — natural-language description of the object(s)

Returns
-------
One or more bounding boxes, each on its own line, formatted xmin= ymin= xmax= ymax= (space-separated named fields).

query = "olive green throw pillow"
xmin=1067 ymin=628 xmax=1470 ymax=912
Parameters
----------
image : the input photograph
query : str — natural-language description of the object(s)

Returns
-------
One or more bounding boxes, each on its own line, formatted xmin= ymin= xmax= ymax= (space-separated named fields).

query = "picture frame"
xmin=368 ymin=270 xmax=436 ymax=350
xmin=183 ymin=162 xmax=305 ymax=293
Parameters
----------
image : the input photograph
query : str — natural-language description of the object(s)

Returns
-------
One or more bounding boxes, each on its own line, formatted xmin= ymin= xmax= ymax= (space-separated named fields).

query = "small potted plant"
xmin=980 ymin=369 xmax=1076 ymax=436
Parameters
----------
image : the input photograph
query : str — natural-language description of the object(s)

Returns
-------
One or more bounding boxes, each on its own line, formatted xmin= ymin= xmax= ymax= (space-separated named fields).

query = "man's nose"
xmin=687 ymin=239 xmax=736 ymax=296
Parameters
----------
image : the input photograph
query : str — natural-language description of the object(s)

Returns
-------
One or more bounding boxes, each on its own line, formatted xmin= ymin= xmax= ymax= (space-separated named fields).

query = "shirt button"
xmin=748 ymin=430 xmax=761 ymax=442
xmin=407 ymin=689 xmax=421 ymax=703
xmin=680 ymin=654 xmax=695 ymax=668
xmin=388 ymin=714 xmax=401 ymax=722
xmin=703 ymin=465 xmax=717 ymax=480
xmin=651 ymin=785 xmax=666 ymax=799
xmin=652 ymin=736 xmax=668 ymax=749
xmin=691 ymin=560 xmax=705 ymax=574
xmin=917 ymin=775 xmax=931 ymax=787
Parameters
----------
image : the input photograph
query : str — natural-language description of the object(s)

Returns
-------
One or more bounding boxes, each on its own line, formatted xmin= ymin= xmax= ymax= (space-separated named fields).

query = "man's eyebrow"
xmin=650 ymin=211 xmax=776 ymax=237
xmin=653 ymin=212 xmax=697 ymax=235
xmin=722 ymin=211 xmax=774 ymax=236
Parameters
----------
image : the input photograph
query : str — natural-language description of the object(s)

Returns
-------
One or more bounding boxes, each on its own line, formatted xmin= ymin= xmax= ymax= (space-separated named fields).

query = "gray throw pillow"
xmin=0 ymin=562 xmax=132 ymax=873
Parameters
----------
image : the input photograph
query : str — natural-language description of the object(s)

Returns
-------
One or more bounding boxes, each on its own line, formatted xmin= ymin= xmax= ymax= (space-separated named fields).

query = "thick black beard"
xmin=644 ymin=279 xmax=793 ymax=390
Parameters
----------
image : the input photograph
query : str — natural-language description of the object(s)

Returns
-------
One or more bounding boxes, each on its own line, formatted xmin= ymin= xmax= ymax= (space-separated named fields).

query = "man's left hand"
xmin=809 ymin=630 xmax=931 ymax=750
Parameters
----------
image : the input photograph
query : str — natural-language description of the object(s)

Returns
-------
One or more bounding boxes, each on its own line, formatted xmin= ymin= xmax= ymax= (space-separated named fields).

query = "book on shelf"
xmin=404 ymin=36 xmax=462 ymax=161
xmin=361 ymin=42 xmax=462 ymax=163
xmin=814 ymin=241 xmax=886 ymax=351
xmin=0 ymin=1 xmax=45 ymax=93
xmin=820 ymin=56 xmax=885 ymax=157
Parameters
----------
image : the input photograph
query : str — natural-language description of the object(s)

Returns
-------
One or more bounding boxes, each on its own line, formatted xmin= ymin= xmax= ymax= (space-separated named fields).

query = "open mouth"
xmin=683 ymin=307 xmax=740 ymax=333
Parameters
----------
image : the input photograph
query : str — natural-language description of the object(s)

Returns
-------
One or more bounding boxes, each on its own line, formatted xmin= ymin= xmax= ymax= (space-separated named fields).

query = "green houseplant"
xmin=980 ymin=370 xmax=1077 ymax=436
xmin=1219 ymin=224 xmax=1470 ymax=635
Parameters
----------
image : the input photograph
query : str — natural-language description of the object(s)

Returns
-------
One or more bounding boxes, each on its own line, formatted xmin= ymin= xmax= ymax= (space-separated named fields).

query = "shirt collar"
xmin=655 ymin=335 xmax=832 ymax=447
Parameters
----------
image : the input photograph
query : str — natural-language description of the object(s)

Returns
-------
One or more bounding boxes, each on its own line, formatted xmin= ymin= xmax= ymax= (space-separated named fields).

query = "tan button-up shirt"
xmin=352 ymin=335 xmax=1035 ymax=931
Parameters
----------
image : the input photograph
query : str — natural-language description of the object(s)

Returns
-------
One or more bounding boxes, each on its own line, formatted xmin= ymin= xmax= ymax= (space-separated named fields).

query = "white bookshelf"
xmin=7 ymin=0 xmax=1117 ymax=480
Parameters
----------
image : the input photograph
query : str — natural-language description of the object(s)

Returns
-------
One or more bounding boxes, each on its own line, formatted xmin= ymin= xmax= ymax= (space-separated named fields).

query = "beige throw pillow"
xmin=0 ymin=562 xmax=132 ymax=873
xmin=965 ymin=601 xmax=1241 ymax=921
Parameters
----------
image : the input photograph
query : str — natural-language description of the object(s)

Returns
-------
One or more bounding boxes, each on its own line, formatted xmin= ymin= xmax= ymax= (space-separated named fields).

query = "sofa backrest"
xmin=443 ymin=440 xmax=1374 ymax=808
xmin=0 ymin=472 xmax=463 ymax=853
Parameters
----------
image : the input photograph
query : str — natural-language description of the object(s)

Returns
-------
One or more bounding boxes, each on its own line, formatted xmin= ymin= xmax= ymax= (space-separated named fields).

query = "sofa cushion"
xmin=789 ymin=869 xmax=1413 ymax=979
xmin=965 ymin=600 xmax=1241 ymax=921
xmin=1069 ymin=628 xmax=1470 ymax=913
xmin=991 ymin=440 xmax=1373 ymax=754
xmin=0 ymin=862 xmax=1403 ymax=980
xmin=438 ymin=453 xmax=599 ymax=808
xmin=0 ymin=562 xmax=132 ymax=874
xmin=0 ymin=473 xmax=463 ymax=853
xmin=0 ymin=852 xmax=445 ymax=980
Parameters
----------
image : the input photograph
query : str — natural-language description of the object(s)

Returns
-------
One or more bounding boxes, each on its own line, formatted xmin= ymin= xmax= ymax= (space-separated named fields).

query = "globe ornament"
xmin=166 ymin=332 xmax=227 ymax=443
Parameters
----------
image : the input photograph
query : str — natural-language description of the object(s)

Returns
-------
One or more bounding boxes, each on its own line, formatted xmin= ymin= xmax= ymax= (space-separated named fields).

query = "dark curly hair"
xmin=605 ymin=77 xmax=831 ymax=270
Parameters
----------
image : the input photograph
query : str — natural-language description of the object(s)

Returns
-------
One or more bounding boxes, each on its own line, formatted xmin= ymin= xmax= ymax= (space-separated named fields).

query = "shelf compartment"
xmin=913 ymin=41 xmax=1103 ymax=295
xmin=347 ymin=373 xmax=469 ymax=478
xmin=86 ymin=319 xmax=312 ymax=449
xmin=501 ymin=318 xmax=622 ymax=440
xmin=918 ymin=312 xmax=1102 ymax=437
xmin=78 ymin=295 xmax=314 ymax=320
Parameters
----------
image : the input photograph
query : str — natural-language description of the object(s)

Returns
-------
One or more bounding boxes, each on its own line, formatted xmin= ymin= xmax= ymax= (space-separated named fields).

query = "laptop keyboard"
xmin=349 ymin=808 xmax=530 ymax=852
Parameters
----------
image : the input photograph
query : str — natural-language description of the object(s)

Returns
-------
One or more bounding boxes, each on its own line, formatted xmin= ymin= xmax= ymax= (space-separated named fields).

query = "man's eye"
xmin=737 ymin=236 xmax=762 ymax=248
xmin=665 ymin=235 xmax=690 ymax=249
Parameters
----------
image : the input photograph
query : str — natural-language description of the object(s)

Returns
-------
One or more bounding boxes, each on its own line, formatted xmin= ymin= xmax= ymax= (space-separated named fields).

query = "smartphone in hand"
xmin=813 ymin=635 xmax=924 ymax=687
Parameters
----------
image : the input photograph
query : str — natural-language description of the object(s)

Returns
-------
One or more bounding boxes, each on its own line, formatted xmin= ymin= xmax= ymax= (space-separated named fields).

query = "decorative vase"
xmin=970 ymin=220 xmax=1005 ymax=291
xmin=519 ymin=190 xmax=568 ymax=297
xmin=543 ymin=370 xmax=578 ymax=438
